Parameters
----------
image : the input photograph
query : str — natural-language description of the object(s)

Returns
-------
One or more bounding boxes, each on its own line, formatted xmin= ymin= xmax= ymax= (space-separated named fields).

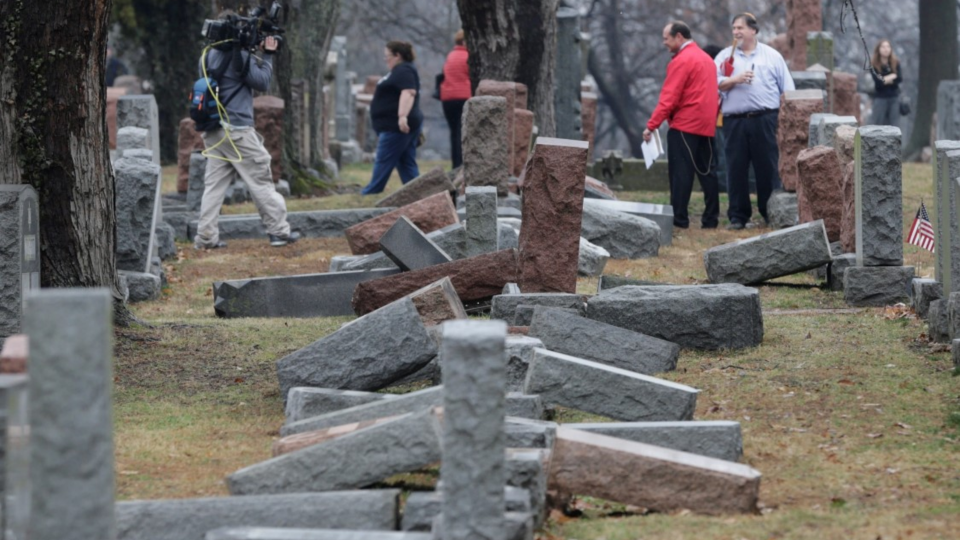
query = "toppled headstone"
xmin=491 ymin=292 xmax=587 ymax=325
xmin=843 ymin=266 xmax=915 ymax=307
xmin=0 ymin=185 xmax=39 ymax=341
xmin=523 ymin=348 xmax=698 ymax=421
xmin=281 ymin=386 xmax=442 ymax=436
xmin=405 ymin=277 xmax=468 ymax=326
xmin=379 ymin=217 xmax=452 ymax=271
xmin=285 ymin=388 xmax=394 ymax=424
xmin=506 ymin=448 xmax=549 ymax=527
xmin=563 ymin=421 xmax=742 ymax=462
xmin=465 ymin=186 xmax=500 ymax=257
xmin=581 ymin=203 xmax=660 ymax=259
xmin=597 ymin=275 xmax=669 ymax=291
xmin=796 ymin=146 xmax=843 ymax=241
xmin=345 ymin=192 xmax=458 ymax=255
xmin=578 ymin=237 xmax=610 ymax=277
xmin=912 ymin=278 xmax=943 ymax=320
xmin=703 ymin=221 xmax=832 ymax=284
xmin=767 ymin=191 xmax=799 ymax=229
xmin=462 ymin=96 xmax=510 ymax=196
xmin=518 ymin=138 xmax=589 ymax=293
xmin=505 ymin=335 xmax=544 ymax=390
xmin=342 ymin=224 xmax=467 ymax=272
xmin=213 ymin=269 xmax=399 ymax=318
xmin=586 ymin=285 xmax=763 ymax=350
xmin=272 ymin=414 xmax=401 ymax=456
xmin=402 ymin=487 xmax=530 ymax=532
xmin=351 ymin=249 xmax=519 ymax=315
xmin=188 ymin=208 xmax=392 ymax=241
xmin=855 ymin=126 xmax=903 ymax=266
xmin=276 ymin=298 xmax=437 ymax=397
xmin=117 ymin=491 xmax=400 ymax=540
xmin=207 ymin=529 xmax=431 ymax=540
xmin=583 ymin=199 xmax=674 ymax=247
xmin=118 ymin=270 xmax=162 ymax=303
xmin=228 ymin=409 xmax=442 ymax=494
xmin=548 ymin=428 xmax=761 ymax=514
xmin=505 ymin=393 xmax=546 ymax=421
xmin=375 ymin=168 xmax=455 ymax=209
xmin=778 ymin=90 xmax=825 ymax=191
xmin=530 ymin=306 xmax=679 ymax=374
xmin=505 ymin=417 xmax=556 ymax=448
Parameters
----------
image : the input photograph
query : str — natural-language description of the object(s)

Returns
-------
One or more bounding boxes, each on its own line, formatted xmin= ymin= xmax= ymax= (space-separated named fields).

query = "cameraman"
xmin=194 ymin=30 xmax=299 ymax=249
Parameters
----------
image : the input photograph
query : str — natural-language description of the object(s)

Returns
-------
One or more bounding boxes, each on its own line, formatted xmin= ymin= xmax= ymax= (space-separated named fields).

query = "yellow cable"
xmin=199 ymin=41 xmax=243 ymax=163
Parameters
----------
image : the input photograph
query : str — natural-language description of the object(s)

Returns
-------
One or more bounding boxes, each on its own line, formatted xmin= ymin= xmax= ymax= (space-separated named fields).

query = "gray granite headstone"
xmin=934 ymin=142 xmax=960 ymax=294
xmin=441 ymin=320 xmax=507 ymax=540
xmin=855 ymin=126 xmax=902 ymax=266
xmin=186 ymin=152 xmax=207 ymax=213
xmin=462 ymin=96 xmax=509 ymax=195
xmin=564 ymin=420 xmax=743 ymax=462
xmin=808 ymin=113 xmax=837 ymax=147
xmin=465 ymin=186 xmax=500 ymax=257
xmin=25 ymin=289 xmax=114 ymax=540
xmin=206 ymin=529 xmax=431 ymax=540
xmin=116 ymin=126 xmax=149 ymax=158
xmin=281 ymin=386 xmax=442 ymax=436
xmin=0 ymin=185 xmax=40 ymax=342
xmin=843 ymin=266 xmax=915 ymax=307
xmin=936 ymin=80 xmax=960 ymax=141
xmin=117 ymin=94 xmax=161 ymax=168
xmin=582 ymin=199 xmax=674 ymax=246
xmin=703 ymin=220 xmax=833 ymax=284
xmin=379 ymin=217 xmax=452 ymax=271
xmin=0 ymin=375 xmax=29 ymax=540
xmin=791 ymin=71 xmax=827 ymax=92
xmin=188 ymin=208 xmax=392 ymax=241
xmin=115 ymin=156 xmax=162 ymax=273
xmin=817 ymin=116 xmax=857 ymax=149
xmin=554 ymin=7 xmax=583 ymax=140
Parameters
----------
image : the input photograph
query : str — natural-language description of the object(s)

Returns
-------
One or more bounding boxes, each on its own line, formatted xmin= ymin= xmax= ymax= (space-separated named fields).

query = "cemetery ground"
xmin=112 ymin=161 xmax=959 ymax=539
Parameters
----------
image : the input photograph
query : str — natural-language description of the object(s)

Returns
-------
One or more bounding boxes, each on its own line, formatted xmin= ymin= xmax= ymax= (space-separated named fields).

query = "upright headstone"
xmin=25 ymin=289 xmax=114 ymax=540
xmin=0 ymin=186 xmax=39 ymax=342
xmin=115 ymin=156 xmax=162 ymax=273
xmin=935 ymin=142 xmax=960 ymax=294
xmin=477 ymin=80 xmax=519 ymax=169
xmin=0 ymin=374 xmax=29 ymax=540
xmin=177 ymin=117 xmax=204 ymax=193
xmin=829 ymin=71 xmax=861 ymax=122
xmin=441 ymin=320 xmax=507 ymax=540
xmin=116 ymin=126 xmax=150 ymax=158
xmin=796 ymin=146 xmax=843 ymax=241
xmin=554 ymin=8 xmax=583 ymax=140
xmin=806 ymin=32 xmax=834 ymax=71
xmin=517 ymin=138 xmax=589 ymax=293
xmin=808 ymin=113 xmax=836 ymax=147
xmin=786 ymin=0 xmax=822 ymax=70
xmin=777 ymin=90 xmax=824 ymax=191
xmin=462 ymin=96 xmax=510 ymax=196
xmin=855 ymin=126 xmax=902 ymax=266
xmin=818 ymin=116 xmax=857 ymax=149
xmin=186 ymin=152 xmax=207 ymax=213
xmin=936 ymin=80 xmax=960 ymax=141
xmin=465 ymin=186 xmax=499 ymax=257
xmin=117 ymin=94 xmax=160 ymax=167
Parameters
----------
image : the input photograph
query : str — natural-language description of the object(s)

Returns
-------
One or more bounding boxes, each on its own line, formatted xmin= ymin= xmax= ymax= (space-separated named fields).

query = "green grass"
xmin=127 ymin=161 xmax=959 ymax=538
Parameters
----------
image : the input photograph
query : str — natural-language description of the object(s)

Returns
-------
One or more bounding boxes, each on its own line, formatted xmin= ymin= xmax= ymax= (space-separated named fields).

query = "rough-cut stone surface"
xmin=462 ymin=96 xmax=510 ymax=196
xmin=115 ymin=156 xmax=161 ymax=273
xmin=406 ymin=277 xmax=468 ymax=326
xmin=504 ymin=336 xmax=545 ymax=391
xmin=0 ymin=373 xmax=28 ymax=538
xmin=477 ymin=80 xmax=519 ymax=170
xmin=513 ymin=109 xmax=535 ymax=176
xmin=934 ymin=143 xmax=960 ymax=295
xmin=186 ymin=153 xmax=206 ymax=213
xmin=583 ymin=199 xmax=673 ymax=247
xmin=949 ymin=292 xmax=960 ymax=340
xmin=704 ymin=220 xmax=832 ymax=284
xmin=912 ymin=278 xmax=944 ymax=320
xmin=117 ymin=126 xmax=149 ymax=157
xmin=506 ymin=449 xmax=549 ymax=527
xmin=840 ymin=160 xmax=857 ymax=253
xmin=586 ymin=285 xmax=763 ymax=350
xmin=188 ymin=208 xmax=392 ymax=241
xmin=830 ymin=71 xmax=861 ymax=122
xmin=403 ymin=488 xmax=529 ymax=533
xmin=597 ymin=275 xmax=671 ymax=291
xmin=25 ymin=290 xmax=114 ymax=540
xmin=768 ymin=191 xmax=799 ymax=229
xmin=807 ymin=113 xmax=835 ymax=147
xmin=523 ymin=348 xmax=698 ymax=421
xmin=466 ymin=186 xmax=500 ymax=257
xmin=796 ymin=146 xmax=843 ymax=241
xmin=116 ymin=491 xmax=399 ymax=540
xmin=375 ymin=168 xmax=455 ymax=209
xmin=228 ymin=409 xmax=441 ymax=495
xmin=786 ymin=0 xmax=823 ymax=70
xmin=578 ymin=237 xmax=610 ymax=277
xmin=517 ymin=138 xmax=589 ymax=293
xmin=937 ymin=80 xmax=960 ymax=141
xmin=564 ymin=421 xmax=742 ymax=462
xmin=117 ymin=94 xmax=160 ymax=166
xmin=827 ymin=253 xmax=857 ymax=292
xmin=343 ymin=224 xmax=467 ymax=272
xmin=929 ymin=299 xmax=951 ymax=343
xmin=778 ymin=91 xmax=825 ymax=191
xmin=119 ymin=270 xmax=162 ymax=303
xmin=253 ymin=95 xmax=284 ymax=182
xmin=213 ymin=269 xmax=399 ymax=318
xmin=581 ymin=203 xmax=660 ymax=259
xmin=505 ymin=417 xmax=556 ymax=448
xmin=352 ymin=249 xmax=519 ymax=315
xmin=379 ymin=217 xmax=452 ymax=271
xmin=177 ymin=118 xmax=204 ymax=193
xmin=441 ymin=320 xmax=507 ymax=540
xmin=284 ymin=388 xmax=393 ymax=424
xmin=505 ymin=393 xmax=546 ymax=421
xmin=491 ymin=293 xmax=587 ymax=325
xmin=276 ymin=298 xmax=437 ymax=397
xmin=282 ymin=386 xmax=442 ymax=436
xmin=163 ymin=211 xmax=194 ymax=241
xmin=855 ymin=126 xmax=903 ymax=266
xmin=499 ymin=221 xmax=519 ymax=250
xmin=272 ymin=414 xmax=401 ymax=456
xmin=818 ymin=116 xmax=858 ymax=149
xmin=529 ymin=307 xmax=679 ymax=375
xmin=207 ymin=529 xmax=430 ymax=540
xmin=548 ymin=428 xmax=761 ymax=514
xmin=155 ymin=221 xmax=177 ymax=260
xmin=843 ymin=266 xmax=915 ymax=307
xmin=345 ymin=192 xmax=458 ymax=255
xmin=0 ymin=334 xmax=28 ymax=373
xmin=0 ymin=185 xmax=39 ymax=341
xmin=834 ymin=124 xmax=857 ymax=166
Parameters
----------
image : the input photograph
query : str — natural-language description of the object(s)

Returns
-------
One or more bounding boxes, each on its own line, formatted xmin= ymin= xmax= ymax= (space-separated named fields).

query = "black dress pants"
xmin=442 ymin=99 xmax=467 ymax=169
xmin=723 ymin=112 xmax=782 ymax=224
xmin=666 ymin=128 xmax=720 ymax=228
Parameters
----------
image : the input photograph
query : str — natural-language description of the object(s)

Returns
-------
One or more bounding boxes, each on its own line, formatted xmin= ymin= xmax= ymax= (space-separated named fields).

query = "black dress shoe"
xmin=725 ymin=221 xmax=746 ymax=230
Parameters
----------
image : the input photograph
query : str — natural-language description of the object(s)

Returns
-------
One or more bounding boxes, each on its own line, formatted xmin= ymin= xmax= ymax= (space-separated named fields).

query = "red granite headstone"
xmin=177 ymin=118 xmax=205 ymax=193
xmin=786 ymin=0 xmax=822 ymax=70
xmin=254 ymin=95 xmax=284 ymax=183
xmin=778 ymin=90 xmax=825 ymax=192
xmin=796 ymin=146 xmax=843 ymax=242
xmin=840 ymin=160 xmax=856 ymax=253
xmin=829 ymin=71 xmax=861 ymax=123
xmin=477 ymin=80 xmax=519 ymax=173
xmin=344 ymin=191 xmax=459 ymax=255
xmin=0 ymin=334 xmax=27 ymax=374
xmin=513 ymin=109 xmax=535 ymax=176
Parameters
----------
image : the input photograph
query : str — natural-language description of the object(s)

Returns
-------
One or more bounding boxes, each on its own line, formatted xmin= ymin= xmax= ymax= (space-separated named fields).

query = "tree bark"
xmin=0 ymin=0 xmax=132 ymax=323
xmin=516 ymin=0 xmax=558 ymax=137
xmin=456 ymin=0 xmax=521 ymax=88
xmin=906 ymin=0 xmax=958 ymax=157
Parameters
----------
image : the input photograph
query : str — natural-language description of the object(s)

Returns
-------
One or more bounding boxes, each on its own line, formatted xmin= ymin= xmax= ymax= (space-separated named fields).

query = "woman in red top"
xmin=440 ymin=30 xmax=472 ymax=168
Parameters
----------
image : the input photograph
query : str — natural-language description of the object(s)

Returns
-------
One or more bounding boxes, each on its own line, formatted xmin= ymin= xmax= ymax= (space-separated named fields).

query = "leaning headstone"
xmin=578 ymin=237 xmax=610 ymax=277
xmin=441 ymin=320 xmax=507 ymax=540
xmin=524 ymin=348 xmax=698 ymax=421
xmin=285 ymin=388 xmax=394 ymax=424
xmin=462 ymin=96 xmax=510 ymax=196
xmin=778 ymin=90 xmax=825 ymax=191
xmin=581 ymin=204 xmax=661 ymax=259
xmin=490 ymin=292 xmax=587 ymax=325
xmin=912 ymin=278 xmax=944 ymax=320
xmin=207 ymin=529 xmax=430 ymax=540
xmin=116 ymin=491 xmax=400 ymax=540
xmin=582 ymin=199 xmax=674 ymax=247
xmin=818 ymin=115 xmax=857 ymax=149
xmin=843 ymin=266 xmax=915 ymax=307
xmin=25 ymin=289 xmax=114 ymax=540
xmin=379 ymin=217 xmax=452 ymax=271
xmin=281 ymin=386 xmax=443 ymax=436
xmin=117 ymin=94 xmax=160 ymax=167
xmin=796 ymin=146 xmax=843 ymax=241
xmin=276 ymin=298 xmax=438 ymax=397
xmin=115 ymin=156 xmax=162 ymax=274
xmin=345 ymin=192 xmax=459 ymax=255
xmin=767 ymin=191 xmax=799 ymax=229
xmin=188 ymin=208 xmax=393 ymax=241
xmin=855 ymin=126 xmax=903 ymax=266
xmin=704 ymin=221 xmax=832 ymax=284
xmin=375 ymin=168 xmax=454 ymax=209
xmin=186 ymin=152 xmax=207 ymax=213
xmin=529 ymin=307 xmax=679 ymax=375
xmin=934 ymin=143 xmax=960 ymax=295
xmin=0 ymin=374 xmax=29 ymax=539
xmin=936 ymin=80 xmax=960 ymax=141
xmin=586 ymin=285 xmax=763 ymax=350
xmin=517 ymin=138 xmax=589 ymax=293
xmin=564 ymin=421 xmax=743 ymax=462
xmin=505 ymin=393 xmax=545 ymax=421
xmin=465 ymin=186 xmax=500 ymax=257
xmin=343 ymin=223 xmax=467 ymax=272
xmin=273 ymin=416 xmax=403 ymax=457
xmin=0 ymin=185 xmax=39 ymax=342
xmin=548 ymin=428 xmax=761 ymax=514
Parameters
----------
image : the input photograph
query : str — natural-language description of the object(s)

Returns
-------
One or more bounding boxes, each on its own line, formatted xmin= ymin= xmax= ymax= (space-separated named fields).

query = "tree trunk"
xmin=516 ymin=0 xmax=558 ymax=137
xmin=906 ymin=0 xmax=958 ymax=157
xmin=0 ymin=0 xmax=132 ymax=323
xmin=457 ymin=0 xmax=521 ymax=88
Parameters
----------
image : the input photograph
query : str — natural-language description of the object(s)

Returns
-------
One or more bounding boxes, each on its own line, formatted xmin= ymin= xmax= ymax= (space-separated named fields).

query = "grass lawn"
xmin=123 ymin=161 xmax=959 ymax=538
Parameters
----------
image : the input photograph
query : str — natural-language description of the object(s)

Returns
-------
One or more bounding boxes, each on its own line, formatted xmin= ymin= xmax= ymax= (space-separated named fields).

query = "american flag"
xmin=907 ymin=201 xmax=935 ymax=253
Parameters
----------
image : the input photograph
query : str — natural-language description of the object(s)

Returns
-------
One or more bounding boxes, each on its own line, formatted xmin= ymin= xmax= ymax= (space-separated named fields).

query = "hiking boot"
xmin=269 ymin=230 xmax=301 ymax=247
xmin=194 ymin=240 xmax=228 ymax=250
xmin=725 ymin=221 xmax=746 ymax=231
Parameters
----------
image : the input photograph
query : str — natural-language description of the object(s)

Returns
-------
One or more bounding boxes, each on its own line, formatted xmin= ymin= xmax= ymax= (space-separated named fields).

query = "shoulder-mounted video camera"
xmin=201 ymin=1 xmax=285 ymax=52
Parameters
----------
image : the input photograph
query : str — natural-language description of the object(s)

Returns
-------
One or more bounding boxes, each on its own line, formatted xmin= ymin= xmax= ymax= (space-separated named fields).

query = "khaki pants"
xmin=195 ymin=127 xmax=290 ymax=246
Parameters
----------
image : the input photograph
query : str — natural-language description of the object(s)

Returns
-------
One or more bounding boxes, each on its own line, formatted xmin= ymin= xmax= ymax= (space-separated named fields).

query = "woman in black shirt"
xmin=361 ymin=41 xmax=423 ymax=195
xmin=869 ymin=40 xmax=903 ymax=127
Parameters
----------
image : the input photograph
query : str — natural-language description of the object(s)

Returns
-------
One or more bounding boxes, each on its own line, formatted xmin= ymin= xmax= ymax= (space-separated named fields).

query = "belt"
xmin=724 ymin=108 xmax=778 ymax=120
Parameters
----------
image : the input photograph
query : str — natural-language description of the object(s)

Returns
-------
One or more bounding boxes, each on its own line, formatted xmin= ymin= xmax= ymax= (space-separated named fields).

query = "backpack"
xmin=189 ymin=51 xmax=243 ymax=132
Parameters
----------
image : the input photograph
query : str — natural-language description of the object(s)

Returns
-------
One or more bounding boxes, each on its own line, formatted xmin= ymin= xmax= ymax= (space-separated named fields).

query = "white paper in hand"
xmin=641 ymin=130 xmax=663 ymax=170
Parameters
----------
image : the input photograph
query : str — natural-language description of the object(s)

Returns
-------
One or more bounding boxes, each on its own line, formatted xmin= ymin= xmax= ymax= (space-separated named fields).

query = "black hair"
xmin=732 ymin=12 xmax=759 ymax=32
xmin=703 ymin=44 xmax=723 ymax=59
xmin=386 ymin=41 xmax=415 ymax=63
xmin=668 ymin=21 xmax=692 ymax=40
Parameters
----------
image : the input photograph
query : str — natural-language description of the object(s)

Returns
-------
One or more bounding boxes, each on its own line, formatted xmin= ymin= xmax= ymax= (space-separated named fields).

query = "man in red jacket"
xmin=644 ymin=21 xmax=720 ymax=229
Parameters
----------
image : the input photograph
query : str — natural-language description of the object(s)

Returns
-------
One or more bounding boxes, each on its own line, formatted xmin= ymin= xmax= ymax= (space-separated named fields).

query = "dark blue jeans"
xmin=362 ymin=128 xmax=421 ymax=195
xmin=723 ymin=112 xmax=781 ymax=224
